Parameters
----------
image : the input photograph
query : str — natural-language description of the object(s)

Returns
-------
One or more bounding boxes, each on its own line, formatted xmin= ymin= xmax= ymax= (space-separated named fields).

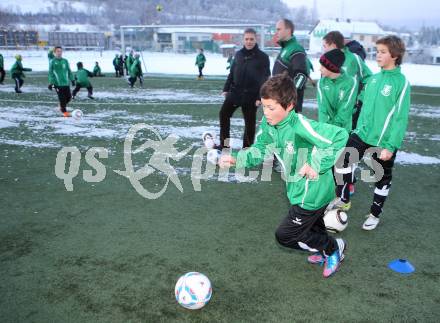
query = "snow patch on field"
xmin=396 ymin=151 xmax=440 ymax=165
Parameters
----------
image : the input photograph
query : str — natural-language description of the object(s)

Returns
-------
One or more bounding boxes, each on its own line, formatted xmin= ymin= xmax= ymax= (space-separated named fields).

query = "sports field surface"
xmin=1 ymin=73 xmax=439 ymax=322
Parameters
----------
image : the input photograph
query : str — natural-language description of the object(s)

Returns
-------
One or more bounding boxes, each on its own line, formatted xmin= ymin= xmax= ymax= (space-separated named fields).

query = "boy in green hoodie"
xmin=219 ymin=73 xmax=349 ymax=278
xmin=48 ymin=46 xmax=74 ymax=117
xmin=317 ymin=49 xmax=358 ymax=132
xmin=11 ymin=54 xmax=32 ymax=93
xmin=330 ymin=36 xmax=411 ymax=231
xmin=72 ymin=62 xmax=94 ymax=100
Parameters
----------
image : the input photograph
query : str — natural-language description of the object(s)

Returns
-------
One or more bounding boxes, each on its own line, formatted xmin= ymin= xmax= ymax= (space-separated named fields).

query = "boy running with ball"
xmin=219 ymin=73 xmax=349 ymax=278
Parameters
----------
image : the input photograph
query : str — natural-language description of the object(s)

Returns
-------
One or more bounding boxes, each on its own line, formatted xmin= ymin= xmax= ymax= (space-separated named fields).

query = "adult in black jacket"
xmin=220 ymin=28 xmax=270 ymax=149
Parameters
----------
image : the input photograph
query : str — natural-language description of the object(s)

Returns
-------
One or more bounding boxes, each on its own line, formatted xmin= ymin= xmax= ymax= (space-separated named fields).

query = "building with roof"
xmin=309 ymin=19 xmax=386 ymax=56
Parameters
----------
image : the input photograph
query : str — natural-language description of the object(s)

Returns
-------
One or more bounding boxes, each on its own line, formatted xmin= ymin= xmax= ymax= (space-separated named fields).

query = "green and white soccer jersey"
xmin=354 ymin=66 xmax=411 ymax=151
xmin=317 ymin=73 xmax=358 ymax=132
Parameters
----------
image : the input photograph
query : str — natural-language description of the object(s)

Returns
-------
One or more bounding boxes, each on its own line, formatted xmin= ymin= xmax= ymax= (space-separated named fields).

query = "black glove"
xmin=71 ymin=80 xmax=76 ymax=86
xmin=48 ymin=84 xmax=53 ymax=91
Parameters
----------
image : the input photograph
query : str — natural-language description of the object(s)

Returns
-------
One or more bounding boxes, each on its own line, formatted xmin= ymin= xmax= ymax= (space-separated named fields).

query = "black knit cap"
xmin=319 ymin=49 xmax=345 ymax=73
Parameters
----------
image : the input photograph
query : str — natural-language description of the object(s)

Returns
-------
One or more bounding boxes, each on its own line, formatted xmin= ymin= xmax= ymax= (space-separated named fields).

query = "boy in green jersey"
xmin=72 ymin=62 xmax=94 ymax=99
xmin=219 ymin=74 xmax=349 ymax=278
xmin=318 ymin=49 xmax=358 ymax=132
xmin=48 ymin=46 xmax=74 ymax=117
xmin=331 ymin=36 xmax=411 ymax=231
xmin=11 ymin=54 xmax=32 ymax=93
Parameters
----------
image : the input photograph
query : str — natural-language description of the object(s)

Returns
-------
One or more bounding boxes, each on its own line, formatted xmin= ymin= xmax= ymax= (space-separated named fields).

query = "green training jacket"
xmin=318 ymin=72 xmax=358 ymax=132
xmin=354 ymin=66 xmax=411 ymax=152
xmin=75 ymin=68 xmax=93 ymax=87
xmin=195 ymin=53 xmax=206 ymax=68
xmin=49 ymin=57 xmax=73 ymax=86
xmin=235 ymin=112 xmax=348 ymax=210
xmin=11 ymin=60 xmax=32 ymax=78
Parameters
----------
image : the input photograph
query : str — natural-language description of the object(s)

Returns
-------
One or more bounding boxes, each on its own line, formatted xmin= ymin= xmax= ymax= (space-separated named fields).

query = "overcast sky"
xmin=282 ymin=0 xmax=440 ymax=29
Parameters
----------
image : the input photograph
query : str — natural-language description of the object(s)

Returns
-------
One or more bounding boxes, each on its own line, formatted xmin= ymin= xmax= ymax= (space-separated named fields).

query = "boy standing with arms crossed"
xmin=330 ymin=36 xmax=411 ymax=231
xmin=220 ymin=74 xmax=349 ymax=278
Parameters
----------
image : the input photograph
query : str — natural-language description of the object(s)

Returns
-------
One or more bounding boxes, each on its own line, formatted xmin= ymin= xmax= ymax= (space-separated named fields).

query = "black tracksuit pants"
xmin=275 ymin=204 xmax=337 ymax=256
xmin=72 ymin=84 xmax=93 ymax=97
xmin=14 ymin=77 xmax=24 ymax=92
xmin=335 ymin=133 xmax=396 ymax=217
xmin=55 ymin=86 xmax=72 ymax=112
xmin=0 ymin=68 xmax=5 ymax=83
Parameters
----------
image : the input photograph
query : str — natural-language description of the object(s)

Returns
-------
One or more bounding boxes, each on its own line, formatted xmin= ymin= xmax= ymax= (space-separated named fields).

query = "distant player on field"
xmin=72 ymin=62 xmax=94 ymax=100
xmin=11 ymin=54 xmax=32 ymax=93
xmin=48 ymin=46 xmax=74 ymax=117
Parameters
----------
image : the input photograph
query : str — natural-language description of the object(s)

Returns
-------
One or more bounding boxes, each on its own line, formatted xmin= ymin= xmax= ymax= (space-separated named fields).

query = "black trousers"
xmin=335 ymin=133 xmax=396 ymax=217
xmin=219 ymin=95 xmax=257 ymax=149
xmin=129 ymin=76 xmax=143 ymax=87
xmin=72 ymin=84 xmax=93 ymax=97
xmin=114 ymin=67 xmax=119 ymax=77
xmin=55 ymin=86 xmax=72 ymax=112
xmin=295 ymin=89 xmax=304 ymax=113
xmin=14 ymin=77 xmax=24 ymax=92
xmin=198 ymin=66 xmax=204 ymax=77
xmin=129 ymin=76 xmax=136 ymax=87
xmin=0 ymin=68 xmax=5 ymax=83
xmin=275 ymin=204 xmax=337 ymax=256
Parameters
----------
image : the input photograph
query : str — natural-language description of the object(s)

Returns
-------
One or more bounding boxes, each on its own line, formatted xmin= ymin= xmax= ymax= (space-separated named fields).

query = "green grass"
xmin=1 ymin=73 xmax=439 ymax=322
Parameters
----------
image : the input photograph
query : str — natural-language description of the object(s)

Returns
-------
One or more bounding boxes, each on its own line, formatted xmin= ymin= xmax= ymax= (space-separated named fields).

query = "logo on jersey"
xmin=339 ymin=90 xmax=345 ymax=101
xmin=285 ymin=141 xmax=294 ymax=154
xmin=381 ymin=84 xmax=392 ymax=97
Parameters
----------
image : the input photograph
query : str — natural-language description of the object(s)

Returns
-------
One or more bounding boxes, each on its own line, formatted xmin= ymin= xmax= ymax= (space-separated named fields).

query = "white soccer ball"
xmin=175 ymin=272 xmax=212 ymax=310
xmin=207 ymin=149 xmax=220 ymax=165
xmin=323 ymin=209 xmax=348 ymax=233
xmin=71 ymin=109 xmax=83 ymax=120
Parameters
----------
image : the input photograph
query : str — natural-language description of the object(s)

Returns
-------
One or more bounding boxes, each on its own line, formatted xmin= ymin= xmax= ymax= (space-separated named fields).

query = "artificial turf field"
xmin=1 ymin=72 xmax=439 ymax=322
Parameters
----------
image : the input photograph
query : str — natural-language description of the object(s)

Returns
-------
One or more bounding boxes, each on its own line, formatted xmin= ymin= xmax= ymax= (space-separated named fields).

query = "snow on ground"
xmin=2 ymin=50 xmax=440 ymax=87
xmin=0 ymin=104 xmax=438 ymax=165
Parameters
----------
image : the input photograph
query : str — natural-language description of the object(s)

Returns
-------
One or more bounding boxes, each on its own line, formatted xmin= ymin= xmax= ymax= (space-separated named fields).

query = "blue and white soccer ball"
xmin=175 ymin=272 xmax=212 ymax=310
xmin=323 ymin=209 xmax=348 ymax=233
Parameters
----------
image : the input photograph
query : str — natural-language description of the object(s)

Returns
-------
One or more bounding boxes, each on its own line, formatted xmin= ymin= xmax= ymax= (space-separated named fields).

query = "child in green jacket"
xmin=72 ymin=62 xmax=94 ymax=99
xmin=331 ymin=36 xmax=411 ymax=231
xmin=219 ymin=73 xmax=349 ymax=278
xmin=195 ymin=48 xmax=206 ymax=79
xmin=318 ymin=49 xmax=358 ymax=132
xmin=11 ymin=55 xmax=32 ymax=93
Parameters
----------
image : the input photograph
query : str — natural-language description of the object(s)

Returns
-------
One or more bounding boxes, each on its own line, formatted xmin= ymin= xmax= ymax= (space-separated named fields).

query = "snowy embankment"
xmin=1 ymin=49 xmax=440 ymax=87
